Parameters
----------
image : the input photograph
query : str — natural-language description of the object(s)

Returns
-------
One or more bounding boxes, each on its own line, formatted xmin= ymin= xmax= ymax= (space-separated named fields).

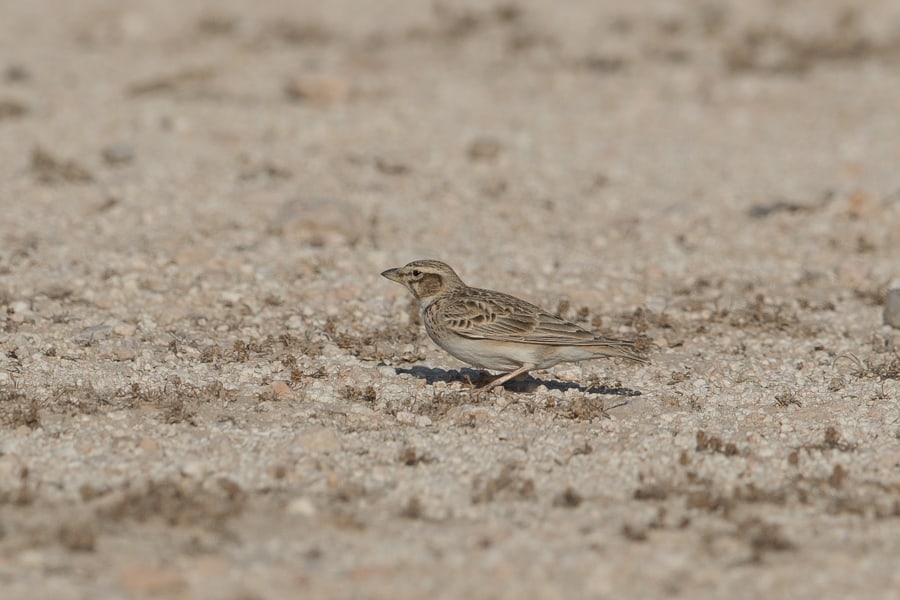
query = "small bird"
xmin=381 ymin=260 xmax=647 ymax=391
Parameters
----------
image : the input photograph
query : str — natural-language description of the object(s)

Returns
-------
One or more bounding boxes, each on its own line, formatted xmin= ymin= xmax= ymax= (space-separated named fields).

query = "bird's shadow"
xmin=392 ymin=365 xmax=641 ymax=397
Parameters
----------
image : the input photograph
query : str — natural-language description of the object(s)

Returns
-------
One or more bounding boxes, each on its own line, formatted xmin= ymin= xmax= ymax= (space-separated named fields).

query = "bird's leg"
xmin=480 ymin=364 xmax=532 ymax=391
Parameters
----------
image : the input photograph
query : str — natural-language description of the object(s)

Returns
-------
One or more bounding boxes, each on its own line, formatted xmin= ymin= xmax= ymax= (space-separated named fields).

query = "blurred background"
xmin=1 ymin=1 xmax=899 ymax=598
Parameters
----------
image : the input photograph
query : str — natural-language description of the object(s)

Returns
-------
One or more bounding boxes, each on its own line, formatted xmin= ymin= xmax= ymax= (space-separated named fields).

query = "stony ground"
xmin=2 ymin=1 xmax=900 ymax=598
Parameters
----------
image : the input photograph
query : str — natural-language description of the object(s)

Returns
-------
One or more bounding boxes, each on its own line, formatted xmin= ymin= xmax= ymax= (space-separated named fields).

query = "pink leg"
xmin=480 ymin=364 xmax=532 ymax=391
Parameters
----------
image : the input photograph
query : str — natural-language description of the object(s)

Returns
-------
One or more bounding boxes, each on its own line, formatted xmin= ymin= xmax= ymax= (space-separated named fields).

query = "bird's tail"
xmin=589 ymin=338 xmax=649 ymax=363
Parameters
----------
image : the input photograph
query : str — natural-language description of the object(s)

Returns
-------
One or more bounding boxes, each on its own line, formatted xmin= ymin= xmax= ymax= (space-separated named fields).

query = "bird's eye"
xmin=411 ymin=269 xmax=421 ymax=277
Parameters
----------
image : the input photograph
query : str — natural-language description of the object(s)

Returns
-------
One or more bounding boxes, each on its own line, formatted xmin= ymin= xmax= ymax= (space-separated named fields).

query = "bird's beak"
xmin=381 ymin=268 xmax=403 ymax=283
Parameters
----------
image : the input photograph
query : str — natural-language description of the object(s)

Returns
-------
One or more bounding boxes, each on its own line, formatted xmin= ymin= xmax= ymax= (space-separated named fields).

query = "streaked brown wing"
xmin=438 ymin=289 xmax=600 ymax=345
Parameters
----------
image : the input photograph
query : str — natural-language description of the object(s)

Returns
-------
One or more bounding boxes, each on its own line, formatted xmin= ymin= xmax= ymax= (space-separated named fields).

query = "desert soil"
xmin=2 ymin=1 xmax=900 ymax=598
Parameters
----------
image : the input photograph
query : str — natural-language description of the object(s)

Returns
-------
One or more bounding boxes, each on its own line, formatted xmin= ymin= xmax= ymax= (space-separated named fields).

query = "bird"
xmin=381 ymin=260 xmax=646 ymax=391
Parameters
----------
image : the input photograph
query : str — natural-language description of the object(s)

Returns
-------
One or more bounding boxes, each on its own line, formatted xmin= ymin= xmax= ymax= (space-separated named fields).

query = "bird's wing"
xmin=438 ymin=289 xmax=601 ymax=345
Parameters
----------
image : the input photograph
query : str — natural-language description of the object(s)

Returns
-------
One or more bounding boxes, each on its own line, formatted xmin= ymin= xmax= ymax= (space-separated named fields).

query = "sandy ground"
xmin=2 ymin=0 xmax=900 ymax=598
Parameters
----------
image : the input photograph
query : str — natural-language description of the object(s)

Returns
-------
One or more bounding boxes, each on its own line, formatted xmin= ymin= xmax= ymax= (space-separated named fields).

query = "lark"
xmin=381 ymin=260 xmax=646 ymax=391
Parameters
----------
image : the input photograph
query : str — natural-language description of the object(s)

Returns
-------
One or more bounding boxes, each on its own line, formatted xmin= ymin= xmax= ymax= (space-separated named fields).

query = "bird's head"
xmin=381 ymin=260 xmax=465 ymax=304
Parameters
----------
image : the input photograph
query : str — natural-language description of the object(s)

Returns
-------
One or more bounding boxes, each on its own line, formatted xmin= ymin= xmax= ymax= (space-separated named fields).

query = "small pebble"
xmin=286 ymin=497 xmax=317 ymax=517
xmin=467 ymin=136 xmax=502 ymax=161
xmin=269 ymin=380 xmax=294 ymax=399
xmin=102 ymin=143 xmax=135 ymax=166
xmin=4 ymin=64 xmax=30 ymax=82
xmin=10 ymin=300 xmax=30 ymax=314
xmin=284 ymin=75 xmax=350 ymax=105
xmin=19 ymin=550 xmax=45 ymax=569
xmin=112 ymin=344 xmax=138 ymax=361
xmin=395 ymin=411 xmax=417 ymax=425
xmin=555 ymin=367 xmax=582 ymax=382
xmin=884 ymin=289 xmax=900 ymax=328
xmin=181 ymin=461 xmax=210 ymax=479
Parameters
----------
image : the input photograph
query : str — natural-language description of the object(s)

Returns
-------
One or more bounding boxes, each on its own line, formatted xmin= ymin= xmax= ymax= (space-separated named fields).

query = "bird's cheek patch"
xmin=414 ymin=273 xmax=444 ymax=298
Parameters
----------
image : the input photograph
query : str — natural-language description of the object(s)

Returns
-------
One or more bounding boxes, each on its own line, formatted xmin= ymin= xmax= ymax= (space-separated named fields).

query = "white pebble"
xmin=286 ymin=497 xmax=317 ymax=517
xmin=395 ymin=411 xmax=417 ymax=425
